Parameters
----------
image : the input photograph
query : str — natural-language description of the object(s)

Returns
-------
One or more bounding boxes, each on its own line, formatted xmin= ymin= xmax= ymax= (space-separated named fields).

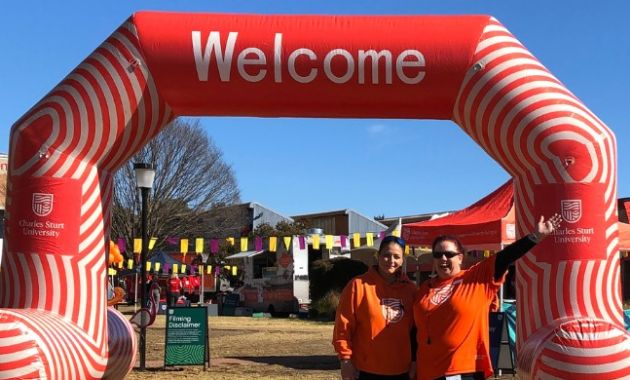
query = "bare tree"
xmin=111 ymin=118 xmax=240 ymax=255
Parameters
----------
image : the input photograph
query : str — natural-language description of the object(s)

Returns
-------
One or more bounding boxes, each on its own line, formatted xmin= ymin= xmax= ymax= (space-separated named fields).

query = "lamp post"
xmin=134 ymin=162 xmax=155 ymax=371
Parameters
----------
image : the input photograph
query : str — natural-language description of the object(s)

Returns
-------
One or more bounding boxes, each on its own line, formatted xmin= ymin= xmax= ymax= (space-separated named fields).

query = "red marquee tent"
xmin=402 ymin=180 xmax=515 ymax=251
xmin=402 ymin=180 xmax=630 ymax=252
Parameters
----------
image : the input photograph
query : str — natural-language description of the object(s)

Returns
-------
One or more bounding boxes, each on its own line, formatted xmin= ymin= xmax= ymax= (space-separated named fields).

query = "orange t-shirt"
xmin=413 ymin=255 xmax=504 ymax=380
xmin=332 ymin=267 xmax=417 ymax=375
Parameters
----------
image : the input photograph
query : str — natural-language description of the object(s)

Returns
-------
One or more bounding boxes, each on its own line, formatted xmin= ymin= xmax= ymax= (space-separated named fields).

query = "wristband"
xmin=528 ymin=233 xmax=542 ymax=243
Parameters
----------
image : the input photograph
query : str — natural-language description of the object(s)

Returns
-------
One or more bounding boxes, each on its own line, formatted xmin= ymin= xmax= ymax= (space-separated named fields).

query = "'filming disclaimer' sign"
xmin=164 ymin=307 xmax=209 ymax=367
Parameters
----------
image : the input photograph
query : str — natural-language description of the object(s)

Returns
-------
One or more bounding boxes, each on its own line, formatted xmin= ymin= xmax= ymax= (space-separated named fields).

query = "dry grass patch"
xmin=123 ymin=312 xmax=339 ymax=379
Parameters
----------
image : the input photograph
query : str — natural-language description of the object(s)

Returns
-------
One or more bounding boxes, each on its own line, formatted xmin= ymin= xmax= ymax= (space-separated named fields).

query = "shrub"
xmin=309 ymin=258 xmax=368 ymax=320
xmin=311 ymin=290 xmax=340 ymax=320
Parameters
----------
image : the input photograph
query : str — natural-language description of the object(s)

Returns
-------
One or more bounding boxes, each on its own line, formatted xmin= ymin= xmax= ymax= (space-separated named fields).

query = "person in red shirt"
xmin=333 ymin=235 xmax=417 ymax=380
xmin=167 ymin=273 xmax=182 ymax=307
xmin=413 ymin=214 xmax=561 ymax=380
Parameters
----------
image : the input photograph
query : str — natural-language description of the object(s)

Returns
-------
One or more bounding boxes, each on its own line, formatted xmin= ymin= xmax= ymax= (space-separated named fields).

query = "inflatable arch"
xmin=1 ymin=12 xmax=629 ymax=379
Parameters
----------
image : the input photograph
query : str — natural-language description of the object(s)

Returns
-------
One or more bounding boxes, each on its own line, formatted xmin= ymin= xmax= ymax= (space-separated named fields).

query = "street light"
xmin=134 ymin=162 xmax=155 ymax=371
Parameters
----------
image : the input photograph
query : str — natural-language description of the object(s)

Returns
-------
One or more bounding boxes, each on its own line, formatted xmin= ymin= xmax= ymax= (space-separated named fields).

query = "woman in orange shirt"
xmin=333 ymin=235 xmax=417 ymax=380
xmin=413 ymin=214 xmax=561 ymax=380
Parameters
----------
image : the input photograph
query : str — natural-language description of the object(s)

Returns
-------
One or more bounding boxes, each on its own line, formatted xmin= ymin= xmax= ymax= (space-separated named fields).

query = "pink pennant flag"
xmin=255 ymin=236 xmax=263 ymax=251
xmin=340 ymin=235 xmax=347 ymax=248
xmin=210 ymin=239 xmax=219 ymax=254
xmin=166 ymin=236 xmax=179 ymax=245
xmin=117 ymin=238 xmax=126 ymax=253
xmin=379 ymin=231 xmax=386 ymax=240
xmin=164 ymin=264 xmax=171 ymax=273
xmin=298 ymin=236 xmax=306 ymax=250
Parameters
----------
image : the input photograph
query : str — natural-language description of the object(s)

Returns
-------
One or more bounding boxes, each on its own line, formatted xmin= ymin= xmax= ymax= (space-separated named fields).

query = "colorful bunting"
xmin=180 ymin=239 xmax=189 ymax=254
xmin=255 ymin=236 xmax=263 ymax=251
xmin=366 ymin=233 xmax=374 ymax=247
xmin=240 ymin=237 xmax=248 ymax=252
xmin=210 ymin=239 xmax=219 ymax=254
xmin=269 ymin=236 xmax=278 ymax=252
xmin=283 ymin=236 xmax=292 ymax=250
xmin=325 ymin=235 xmax=333 ymax=250
xmin=149 ymin=237 xmax=157 ymax=250
xmin=353 ymin=233 xmax=360 ymax=248
xmin=298 ymin=236 xmax=305 ymax=249
xmin=312 ymin=234 xmax=320 ymax=250
xmin=195 ymin=238 xmax=204 ymax=254
xmin=133 ymin=239 xmax=141 ymax=254
xmin=117 ymin=238 xmax=126 ymax=253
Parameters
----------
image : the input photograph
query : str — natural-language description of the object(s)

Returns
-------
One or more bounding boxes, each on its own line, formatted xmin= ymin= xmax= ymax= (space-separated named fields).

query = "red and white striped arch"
xmin=1 ymin=12 xmax=627 ymax=379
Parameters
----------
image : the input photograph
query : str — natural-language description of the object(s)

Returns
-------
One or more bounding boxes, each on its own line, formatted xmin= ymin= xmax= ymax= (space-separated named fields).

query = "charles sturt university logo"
xmin=561 ymin=199 xmax=581 ymax=223
xmin=32 ymin=193 xmax=54 ymax=217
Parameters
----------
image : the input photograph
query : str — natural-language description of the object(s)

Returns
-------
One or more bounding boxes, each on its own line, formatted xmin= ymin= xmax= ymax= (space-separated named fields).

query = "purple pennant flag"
xmin=255 ymin=236 xmax=263 ymax=251
xmin=164 ymin=264 xmax=171 ymax=273
xmin=191 ymin=266 xmax=196 ymax=275
xmin=298 ymin=236 xmax=305 ymax=250
xmin=166 ymin=236 xmax=179 ymax=245
xmin=379 ymin=231 xmax=386 ymax=240
xmin=117 ymin=238 xmax=126 ymax=253
xmin=340 ymin=235 xmax=347 ymax=249
xmin=210 ymin=239 xmax=219 ymax=254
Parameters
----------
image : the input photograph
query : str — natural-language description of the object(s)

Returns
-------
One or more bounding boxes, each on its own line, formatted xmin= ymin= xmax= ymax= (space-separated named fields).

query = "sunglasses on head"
xmin=432 ymin=250 xmax=461 ymax=259
xmin=379 ymin=235 xmax=406 ymax=251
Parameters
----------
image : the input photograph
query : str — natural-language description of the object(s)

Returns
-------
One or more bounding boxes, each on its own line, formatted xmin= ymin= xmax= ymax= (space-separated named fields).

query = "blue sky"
xmin=2 ymin=1 xmax=628 ymax=219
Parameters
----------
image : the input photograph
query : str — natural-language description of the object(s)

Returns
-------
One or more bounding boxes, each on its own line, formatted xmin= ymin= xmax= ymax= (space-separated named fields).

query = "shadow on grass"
xmin=234 ymin=355 xmax=338 ymax=370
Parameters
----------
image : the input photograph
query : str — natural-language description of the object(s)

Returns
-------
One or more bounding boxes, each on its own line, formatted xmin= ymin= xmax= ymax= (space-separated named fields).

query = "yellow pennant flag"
xmin=404 ymin=245 xmax=410 ymax=255
xmin=311 ymin=234 xmax=320 ymax=250
xmin=133 ymin=239 xmax=141 ymax=254
xmin=283 ymin=236 xmax=292 ymax=250
xmin=149 ymin=237 xmax=157 ymax=250
xmin=181 ymin=264 xmax=187 ymax=273
xmin=180 ymin=239 xmax=189 ymax=254
xmin=366 ymin=233 xmax=374 ymax=247
xmin=207 ymin=265 xmax=212 ymax=274
xmin=155 ymin=262 xmax=161 ymax=272
xmin=325 ymin=235 xmax=333 ymax=250
xmin=392 ymin=229 xmax=401 ymax=238
xmin=195 ymin=238 xmax=204 ymax=254
xmin=232 ymin=266 xmax=238 ymax=276
xmin=173 ymin=264 xmax=179 ymax=274
xmin=240 ymin=237 xmax=248 ymax=252
xmin=269 ymin=236 xmax=278 ymax=252
xmin=227 ymin=237 xmax=235 ymax=246
xmin=127 ymin=259 xmax=134 ymax=269
xmin=353 ymin=233 xmax=361 ymax=248
xmin=117 ymin=260 xmax=123 ymax=269
xmin=145 ymin=261 xmax=151 ymax=271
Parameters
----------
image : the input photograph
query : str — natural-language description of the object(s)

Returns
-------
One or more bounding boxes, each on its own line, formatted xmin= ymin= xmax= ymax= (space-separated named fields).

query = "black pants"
xmin=167 ymin=292 xmax=179 ymax=307
xmin=434 ymin=372 xmax=485 ymax=380
xmin=359 ymin=371 xmax=408 ymax=380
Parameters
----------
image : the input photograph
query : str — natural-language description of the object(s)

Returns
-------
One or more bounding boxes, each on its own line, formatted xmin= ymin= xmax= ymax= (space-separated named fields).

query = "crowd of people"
xmin=333 ymin=214 xmax=562 ymax=380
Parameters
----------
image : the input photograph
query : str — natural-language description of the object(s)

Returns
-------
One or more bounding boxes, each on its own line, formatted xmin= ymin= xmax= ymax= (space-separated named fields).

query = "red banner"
xmin=533 ymin=183 xmax=607 ymax=262
xmin=7 ymin=176 xmax=81 ymax=255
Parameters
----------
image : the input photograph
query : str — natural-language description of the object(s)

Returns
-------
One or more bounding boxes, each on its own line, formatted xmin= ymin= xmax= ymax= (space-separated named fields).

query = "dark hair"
xmin=378 ymin=235 xmax=406 ymax=254
xmin=431 ymin=235 xmax=465 ymax=254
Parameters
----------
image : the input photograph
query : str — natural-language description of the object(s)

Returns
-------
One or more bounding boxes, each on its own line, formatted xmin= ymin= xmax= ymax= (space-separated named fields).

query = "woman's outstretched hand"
xmin=532 ymin=213 xmax=562 ymax=242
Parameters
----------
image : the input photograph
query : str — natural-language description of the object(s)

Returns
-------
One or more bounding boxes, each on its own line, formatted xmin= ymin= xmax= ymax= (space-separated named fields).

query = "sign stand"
xmin=164 ymin=306 xmax=210 ymax=369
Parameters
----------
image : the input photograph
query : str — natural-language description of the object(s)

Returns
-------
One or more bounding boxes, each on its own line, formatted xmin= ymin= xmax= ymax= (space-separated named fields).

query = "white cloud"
xmin=367 ymin=124 xmax=390 ymax=138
